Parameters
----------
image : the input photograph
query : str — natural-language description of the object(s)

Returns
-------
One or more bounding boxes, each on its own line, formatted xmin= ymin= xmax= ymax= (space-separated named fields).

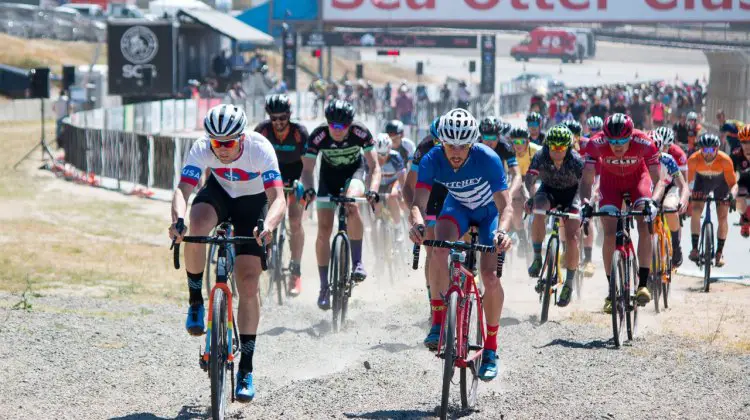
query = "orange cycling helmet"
xmin=739 ymin=125 xmax=750 ymax=143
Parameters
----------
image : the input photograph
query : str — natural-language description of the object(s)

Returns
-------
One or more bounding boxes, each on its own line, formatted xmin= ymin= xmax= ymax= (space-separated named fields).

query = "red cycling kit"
xmin=667 ymin=143 xmax=688 ymax=173
xmin=582 ymin=129 xmax=660 ymax=208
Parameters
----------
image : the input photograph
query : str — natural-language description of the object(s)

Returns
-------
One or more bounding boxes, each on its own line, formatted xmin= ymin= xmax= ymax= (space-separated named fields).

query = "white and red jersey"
xmin=667 ymin=143 xmax=688 ymax=172
xmin=179 ymin=131 xmax=283 ymax=198
xmin=583 ymin=129 xmax=660 ymax=178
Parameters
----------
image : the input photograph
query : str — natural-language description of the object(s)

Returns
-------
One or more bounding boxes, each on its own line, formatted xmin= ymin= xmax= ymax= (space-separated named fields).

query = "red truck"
xmin=511 ymin=28 xmax=583 ymax=64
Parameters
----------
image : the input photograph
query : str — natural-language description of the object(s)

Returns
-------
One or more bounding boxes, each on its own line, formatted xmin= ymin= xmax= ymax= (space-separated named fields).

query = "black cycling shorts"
xmin=426 ymin=184 xmax=448 ymax=218
xmin=193 ymin=175 xmax=268 ymax=257
xmin=279 ymin=161 xmax=303 ymax=187
xmin=318 ymin=158 xmax=367 ymax=198
xmin=535 ymin=184 xmax=580 ymax=213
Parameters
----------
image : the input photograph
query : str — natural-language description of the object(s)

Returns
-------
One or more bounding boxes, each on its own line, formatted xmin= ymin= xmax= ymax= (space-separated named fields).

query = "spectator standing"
xmin=650 ymin=95 xmax=667 ymax=128
xmin=394 ymin=85 xmax=414 ymax=125
xmin=629 ymin=93 xmax=649 ymax=129
xmin=589 ymin=96 xmax=608 ymax=120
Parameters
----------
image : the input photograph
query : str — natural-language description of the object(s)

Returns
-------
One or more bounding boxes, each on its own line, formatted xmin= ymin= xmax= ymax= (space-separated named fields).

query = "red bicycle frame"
xmin=437 ymin=258 xmax=485 ymax=368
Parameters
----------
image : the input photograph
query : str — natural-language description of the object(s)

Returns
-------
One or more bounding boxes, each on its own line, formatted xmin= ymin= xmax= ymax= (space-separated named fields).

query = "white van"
xmin=541 ymin=27 xmax=596 ymax=59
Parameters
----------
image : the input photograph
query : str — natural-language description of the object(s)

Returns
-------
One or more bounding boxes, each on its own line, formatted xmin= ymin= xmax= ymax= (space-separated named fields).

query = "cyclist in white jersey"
xmin=169 ymin=104 xmax=287 ymax=402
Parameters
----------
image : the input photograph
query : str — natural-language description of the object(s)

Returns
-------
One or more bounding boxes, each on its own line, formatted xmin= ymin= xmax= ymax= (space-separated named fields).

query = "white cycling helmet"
xmin=438 ymin=108 xmax=479 ymax=146
xmin=654 ymin=126 xmax=675 ymax=149
xmin=204 ymin=104 xmax=247 ymax=138
xmin=586 ymin=116 xmax=604 ymax=132
xmin=650 ymin=129 xmax=665 ymax=151
xmin=375 ymin=133 xmax=393 ymax=155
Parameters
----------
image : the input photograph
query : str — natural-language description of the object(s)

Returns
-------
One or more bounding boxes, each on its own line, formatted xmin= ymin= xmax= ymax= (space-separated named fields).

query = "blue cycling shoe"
xmin=478 ymin=349 xmax=498 ymax=382
xmin=235 ymin=371 xmax=255 ymax=402
xmin=423 ymin=324 xmax=441 ymax=351
xmin=185 ymin=303 xmax=205 ymax=336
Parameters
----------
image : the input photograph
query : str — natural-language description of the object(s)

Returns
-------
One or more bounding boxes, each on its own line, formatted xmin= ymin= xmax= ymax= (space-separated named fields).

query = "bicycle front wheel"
xmin=210 ymin=289 xmax=229 ymax=420
xmin=610 ymin=252 xmax=626 ymax=348
xmin=459 ymin=291 xmax=480 ymax=409
xmin=540 ymin=237 xmax=558 ymax=324
xmin=440 ymin=292 xmax=458 ymax=420
xmin=702 ymin=223 xmax=713 ymax=293
xmin=330 ymin=234 xmax=351 ymax=333
xmin=651 ymin=235 xmax=661 ymax=314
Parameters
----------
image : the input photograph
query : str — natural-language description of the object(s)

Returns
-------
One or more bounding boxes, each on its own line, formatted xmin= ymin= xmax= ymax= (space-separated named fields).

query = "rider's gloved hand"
xmin=524 ymin=198 xmax=534 ymax=215
xmin=409 ymin=223 xmax=425 ymax=245
xmin=494 ymin=229 xmax=512 ymax=252
xmin=169 ymin=218 xmax=186 ymax=244
xmin=365 ymin=190 xmax=380 ymax=206
xmin=726 ymin=192 xmax=737 ymax=213
xmin=643 ymin=198 xmax=658 ymax=222
xmin=580 ymin=201 xmax=594 ymax=220
xmin=303 ymin=188 xmax=317 ymax=203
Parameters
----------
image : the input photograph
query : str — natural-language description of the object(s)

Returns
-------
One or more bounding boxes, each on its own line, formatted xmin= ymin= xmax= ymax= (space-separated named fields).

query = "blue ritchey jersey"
xmin=416 ymin=143 xmax=508 ymax=210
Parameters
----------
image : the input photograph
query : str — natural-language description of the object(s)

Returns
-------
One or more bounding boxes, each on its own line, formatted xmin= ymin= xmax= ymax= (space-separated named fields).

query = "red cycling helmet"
xmin=603 ymin=113 xmax=634 ymax=139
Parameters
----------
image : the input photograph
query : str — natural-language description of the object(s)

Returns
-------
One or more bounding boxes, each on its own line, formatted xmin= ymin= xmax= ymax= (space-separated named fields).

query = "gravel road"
xmin=2 ymin=223 xmax=749 ymax=420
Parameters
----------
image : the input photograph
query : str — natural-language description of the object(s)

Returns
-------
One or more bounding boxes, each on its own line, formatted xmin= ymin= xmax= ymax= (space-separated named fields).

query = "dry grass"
xmin=0 ymin=33 xmax=105 ymax=69
xmin=0 ymin=121 xmax=183 ymax=305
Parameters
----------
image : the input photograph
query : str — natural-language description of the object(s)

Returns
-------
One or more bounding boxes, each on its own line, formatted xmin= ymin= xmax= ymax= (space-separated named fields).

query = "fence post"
xmin=147 ymin=135 xmax=155 ymax=191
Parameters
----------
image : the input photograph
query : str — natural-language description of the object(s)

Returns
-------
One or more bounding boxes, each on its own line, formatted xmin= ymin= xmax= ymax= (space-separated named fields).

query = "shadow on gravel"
xmin=537 ymin=338 xmax=612 ymax=350
xmin=344 ymin=409 xmax=434 ymax=419
xmin=369 ymin=342 xmax=421 ymax=353
xmin=110 ymin=405 xmax=207 ymax=420
xmin=262 ymin=320 xmax=331 ymax=338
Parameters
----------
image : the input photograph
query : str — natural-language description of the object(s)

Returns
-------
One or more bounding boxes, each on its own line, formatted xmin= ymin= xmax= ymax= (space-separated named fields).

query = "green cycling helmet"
xmin=545 ymin=125 xmax=573 ymax=147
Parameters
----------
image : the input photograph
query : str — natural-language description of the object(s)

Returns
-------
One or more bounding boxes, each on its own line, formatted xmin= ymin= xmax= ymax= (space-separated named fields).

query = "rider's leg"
xmin=690 ymin=199 xmax=704 ymax=260
xmin=529 ymin=192 xmax=551 ymax=276
xmin=387 ymin=183 xmax=403 ymax=232
xmin=345 ymin=179 xmax=367 ymax=278
xmin=288 ymin=195 xmax=305 ymax=267
xmin=315 ymin=207 xmax=335 ymax=290
xmin=511 ymin=195 xmax=526 ymax=245
xmin=716 ymin=201 xmax=730 ymax=266
xmin=235 ymin=255 xmax=263 ymax=373
xmin=662 ymin=188 xmax=682 ymax=265
xmin=186 ymin=203 xmax=219 ymax=304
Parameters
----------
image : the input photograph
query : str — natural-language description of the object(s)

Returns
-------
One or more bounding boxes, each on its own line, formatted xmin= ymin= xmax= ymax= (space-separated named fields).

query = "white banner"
xmin=175 ymin=100 xmax=185 ymax=131
xmin=162 ymin=99 xmax=176 ymax=133
xmin=323 ymin=0 xmax=750 ymax=23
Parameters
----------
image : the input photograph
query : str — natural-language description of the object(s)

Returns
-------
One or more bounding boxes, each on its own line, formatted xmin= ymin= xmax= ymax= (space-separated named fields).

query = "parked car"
xmin=0 ymin=3 xmax=54 ymax=39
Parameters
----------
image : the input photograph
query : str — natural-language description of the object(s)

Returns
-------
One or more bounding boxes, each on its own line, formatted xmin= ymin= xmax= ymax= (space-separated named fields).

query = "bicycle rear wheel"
xmin=610 ymin=252 xmax=626 ymax=348
xmin=459 ymin=291 xmax=480 ymax=409
xmin=210 ymin=289 xmax=229 ymax=420
xmin=330 ymin=234 xmax=350 ymax=333
xmin=440 ymin=292 xmax=458 ymax=420
xmin=702 ymin=223 xmax=713 ymax=293
xmin=650 ymin=235 xmax=661 ymax=314
xmin=540 ymin=237 xmax=558 ymax=324
xmin=627 ymin=254 xmax=639 ymax=341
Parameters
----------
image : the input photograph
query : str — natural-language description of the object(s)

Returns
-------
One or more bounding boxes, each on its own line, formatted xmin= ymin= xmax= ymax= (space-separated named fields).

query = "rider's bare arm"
xmin=507 ymin=166 xmax=522 ymax=198
xmin=397 ymin=170 xmax=408 ymax=198
xmin=649 ymin=163 xmax=665 ymax=202
xmin=264 ymin=186 xmax=287 ymax=232
xmin=403 ymin=170 xmax=418 ymax=206
xmin=301 ymin=155 xmax=317 ymax=191
xmin=410 ymin=186 xmax=429 ymax=227
xmin=171 ymin=182 xmax=195 ymax=223
xmin=580 ymin=165 xmax=596 ymax=204
xmin=363 ymin=148 xmax=382 ymax=193
xmin=524 ymin=172 xmax=538 ymax=198
xmin=493 ymin=190 xmax=513 ymax=232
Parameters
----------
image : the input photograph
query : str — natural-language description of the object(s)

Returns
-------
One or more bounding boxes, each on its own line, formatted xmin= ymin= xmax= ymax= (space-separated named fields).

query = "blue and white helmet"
xmin=438 ymin=108 xmax=479 ymax=146
xmin=375 ymin=133 xmax=393 ymax=155
xmin=204 ymin=104 xmax=247 ymax=138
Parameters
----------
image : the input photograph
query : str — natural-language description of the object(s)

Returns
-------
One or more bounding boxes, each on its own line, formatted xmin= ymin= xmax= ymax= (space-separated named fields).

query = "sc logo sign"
xmin=122 ymin=64 xmax=157 ymax=79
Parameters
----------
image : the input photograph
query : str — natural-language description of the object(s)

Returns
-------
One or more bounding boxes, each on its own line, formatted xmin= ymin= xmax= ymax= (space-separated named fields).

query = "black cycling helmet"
xmin=526 ymin=112 xmax=542 ymax=123
xmin=697 ymin=133 xmax=721 ymax=149
xmin=265 ymin=94 xmax=291 ymax=114
xmin=385 ymin=119 xmax=405 ymax=135
xmin=562 ymin=119 xmax=582 ymax=136
xmin=479 ymin=116 xmax=501 ymax=135
xmin=509 ymin=127 xmax=529 ymax=139
xmin=499 ymin=122 xmax=513 ymax=137
xmin=325 ymin=99 xmax=355 ymax=125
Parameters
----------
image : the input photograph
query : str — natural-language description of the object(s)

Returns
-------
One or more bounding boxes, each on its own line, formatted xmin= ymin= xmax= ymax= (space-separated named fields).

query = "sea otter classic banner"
xmin=323 ymin=0 xmax=750 ymax=23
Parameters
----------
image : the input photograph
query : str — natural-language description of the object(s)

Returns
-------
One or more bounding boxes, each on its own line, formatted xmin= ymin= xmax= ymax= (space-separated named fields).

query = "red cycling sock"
xmin=485 ymin=324 xmax=499 ymax=351
xmin=431 ymin=299 xmax=445 ymax=326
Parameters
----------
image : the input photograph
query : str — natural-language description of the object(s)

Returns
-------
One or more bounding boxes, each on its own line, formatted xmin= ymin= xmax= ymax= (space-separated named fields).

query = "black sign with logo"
xmin=301 ymin=32 xmax=477 ymax=49
xmin=282 ymin=29 xmax=297 ymax=91
xmin=108 ymin=22 xmax=176 ymax=96
xmin=480 ymin=35 xmax=495 ymax=95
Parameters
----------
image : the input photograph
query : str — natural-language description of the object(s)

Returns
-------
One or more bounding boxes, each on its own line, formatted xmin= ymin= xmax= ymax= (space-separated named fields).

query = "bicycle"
xmin=649 ymin=208 xmax=678 ymax=313
xmin=583 ymin=195 xmax=652 ymax=348
xmin=264 ymin=183 xmax=303 ymax=306
xmin=171 ymin=218 xmax=267 ymax=420
xmin=316 ymin=195 xmax=369 ymax=333
xmin=370 ymin=192 xmax=408 ymax=282
xmin=532 ymin=208 xmax=580 ymax=324
xmin=691 ymin=194 xmax=727 ymax=293
xmin=412 ymin=229 xmax=505 ymax=420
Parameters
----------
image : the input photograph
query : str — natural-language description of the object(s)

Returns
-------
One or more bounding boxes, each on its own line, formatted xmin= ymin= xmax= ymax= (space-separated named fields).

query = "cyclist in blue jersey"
xmin=409 ymin=108 xmax=513 ymax=382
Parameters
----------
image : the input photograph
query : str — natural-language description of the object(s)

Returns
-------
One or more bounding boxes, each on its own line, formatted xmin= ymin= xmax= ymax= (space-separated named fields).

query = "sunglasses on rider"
xmin=548 ymin=143 xmax=569 ymax=152
xmin=270 ymin=114 xmax=289 ymax=122
xmin=512 ymin=138 xmax=527 ymax=145
xmin=607 ymin=136 xmax=630 ymax=146
xmin=528 ymin=122 xmax=540 ymax=128
xmin=329 ymin=122 xmax=349 ymax=131
xmin=210 ymin=136 xmax=241 ymax=149
xmin=481 ymin=134 xmax=498 ymax=142
xmin=701 ymin=147 xmax=717 ymax=154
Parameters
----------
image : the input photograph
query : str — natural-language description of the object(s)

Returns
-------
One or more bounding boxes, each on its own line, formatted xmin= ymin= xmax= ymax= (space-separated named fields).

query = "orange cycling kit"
xmin=687 ymin=151 xmax=736 ymax=199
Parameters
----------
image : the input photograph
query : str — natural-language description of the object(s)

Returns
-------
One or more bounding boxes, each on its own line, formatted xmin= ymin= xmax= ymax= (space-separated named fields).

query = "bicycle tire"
xmin=651 ymin=235 xmax=661 ymax=314
xmin=210 ymin=289 xmax=228 ymax=420
xmin=663 ymin=250 xmax=672 ymax=309
xmin=702 ymin=223 xmax=713 ymax=293
xmin=540 ymin=236 xmax=558 ymax=324
xmin=610 ymin=252 xmax=626 ymax=348
xmin=627 ymin=254 xmax=639 ymax=341
xmin=459 ymin=292 xmax=480 ymax=409
xmin=440 ymin=292 xmax=458 ymax=420
xmin=275 ymin=220 xmax=287 ymax=306
xmin=339 ymin=235 xmax=352 ymax=329
xmin=330 ymin=234 xmax=350 ymax=333
xmin=205 ymin=242 xmax=217 ymax=300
